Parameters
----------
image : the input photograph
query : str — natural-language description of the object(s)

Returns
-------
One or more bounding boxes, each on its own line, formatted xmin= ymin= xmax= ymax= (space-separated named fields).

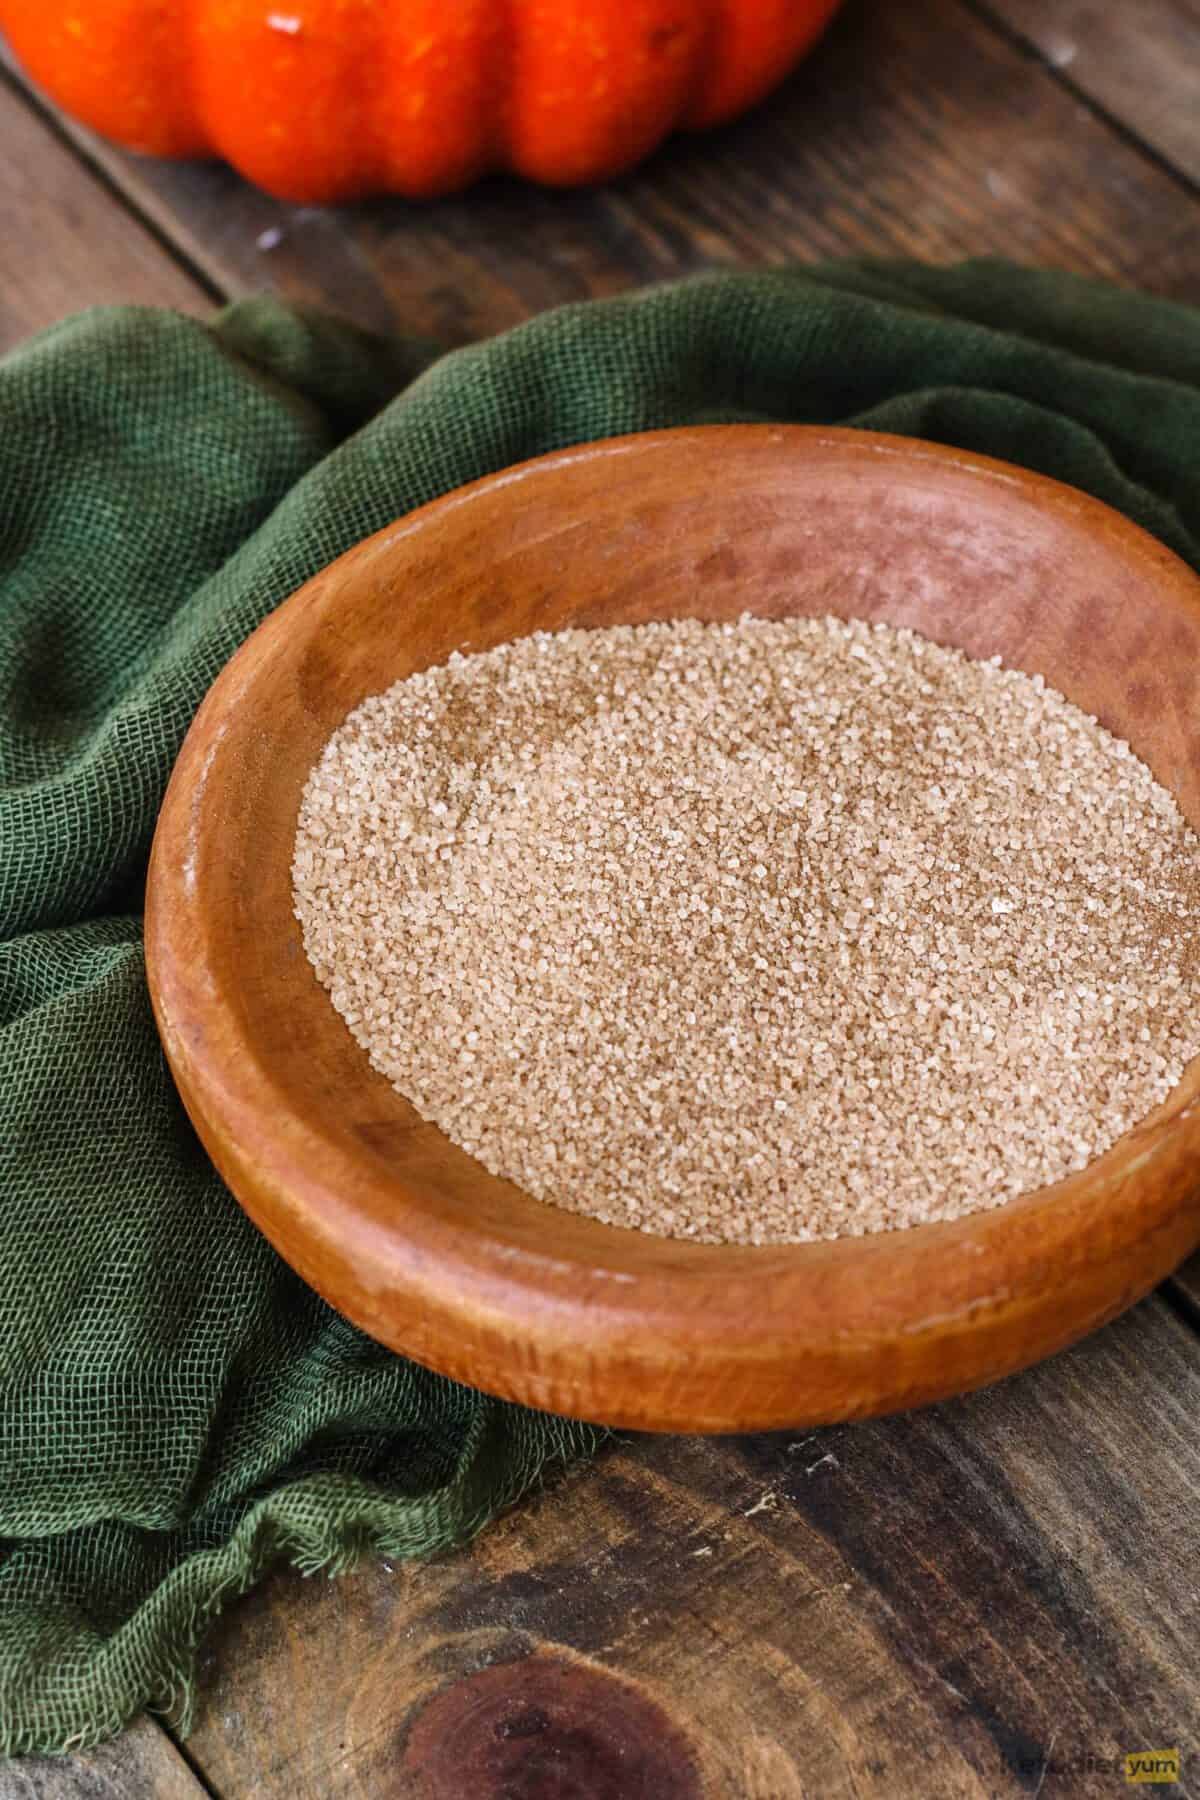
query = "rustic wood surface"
xmin=982 ymin=0 xmax=1200 ymax=186
xmin=4 ymin=0 xmax=1200 ymax=1792
xmin=0 ymin=68 xmax=206 ymax=344
xmin=0 ymin=1716 xmax=208 ymax=1800
xmin=182 ymin=1294 xmax=1200 ymax=1800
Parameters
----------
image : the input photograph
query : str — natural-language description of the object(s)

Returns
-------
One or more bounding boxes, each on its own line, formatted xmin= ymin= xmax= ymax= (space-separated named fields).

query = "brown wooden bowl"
xmin=146 ymin=426 xmax=1200 ymax=1434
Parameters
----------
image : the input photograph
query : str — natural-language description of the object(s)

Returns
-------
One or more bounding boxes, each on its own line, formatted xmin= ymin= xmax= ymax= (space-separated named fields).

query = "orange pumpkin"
xmin=0 ymin=1 xmax=845 ymax=203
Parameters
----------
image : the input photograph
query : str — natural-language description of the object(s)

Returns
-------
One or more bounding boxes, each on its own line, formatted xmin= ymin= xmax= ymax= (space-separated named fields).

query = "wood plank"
xmin=180 ymin=1295 xmax=1200 ymax=1799
xmin=0 ymin=74 xmax=210 ymax=352
xmin=978 ymin=1 xmax=1200 ymax=188
xmin=13 ymin=0 xmax=1200 ymax=344
xmin=0 ymin=1715 xmax=211 ymax=1800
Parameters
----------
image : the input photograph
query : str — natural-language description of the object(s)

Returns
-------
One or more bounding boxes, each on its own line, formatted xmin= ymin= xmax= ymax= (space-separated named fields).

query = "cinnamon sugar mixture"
xmin=293 ymin=615 xmax=1200 ymax=1245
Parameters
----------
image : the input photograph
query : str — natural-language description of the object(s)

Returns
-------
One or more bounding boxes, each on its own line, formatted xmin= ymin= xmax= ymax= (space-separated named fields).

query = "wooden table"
xmin=4 ymin=4 xmax=1200 ymax=1796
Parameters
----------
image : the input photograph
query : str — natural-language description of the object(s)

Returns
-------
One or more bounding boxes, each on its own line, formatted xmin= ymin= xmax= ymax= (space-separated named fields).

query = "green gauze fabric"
xmin=4 ymin=259 xmax=1200 ymax=1757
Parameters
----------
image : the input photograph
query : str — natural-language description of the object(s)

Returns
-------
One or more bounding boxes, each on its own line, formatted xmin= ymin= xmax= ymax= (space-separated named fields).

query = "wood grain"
xmin=0 ymin=1716 xmax=209 ymax=1800
xmin=146 ymin=427 xmax=1200 ymax=1435
xmin=0 ymin=72 xmax=209 ymax=350
xmin=14 ymin=0 xmax=1200 ymax=345
xmin=980 ymin=0 xmax=1200 ymax=187
xmin=179 ymin=1293 xmax=1200 ymax=1799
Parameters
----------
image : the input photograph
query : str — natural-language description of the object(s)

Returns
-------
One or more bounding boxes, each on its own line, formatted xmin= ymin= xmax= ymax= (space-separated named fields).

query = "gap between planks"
xmin=969 ymin=0 xmax=1200 ymax=193
xmin=0 ymin=57 xmax=226 ymax=315
xmin=0 ymin=1713 xmax=218 ymax=1800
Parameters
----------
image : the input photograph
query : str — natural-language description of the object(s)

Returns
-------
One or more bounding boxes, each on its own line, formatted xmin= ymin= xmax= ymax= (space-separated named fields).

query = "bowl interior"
xmin=147 ymin=427 xmax=1200 ymax=1429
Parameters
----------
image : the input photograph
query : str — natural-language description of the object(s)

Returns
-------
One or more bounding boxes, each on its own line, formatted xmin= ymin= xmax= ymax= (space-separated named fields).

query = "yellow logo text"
xmin=1125 ymin=1750 xmax=1180 ymax=1785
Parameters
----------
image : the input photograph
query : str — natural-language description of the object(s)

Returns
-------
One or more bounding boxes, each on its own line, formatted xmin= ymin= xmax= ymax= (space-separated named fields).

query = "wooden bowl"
xmin=146 ymin=426 xmax=1200 ymax=1434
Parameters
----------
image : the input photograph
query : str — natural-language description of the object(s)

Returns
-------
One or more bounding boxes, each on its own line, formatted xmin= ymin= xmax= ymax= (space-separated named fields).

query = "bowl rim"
xmin=146 ymin=424 xmax=1200 ymax=1431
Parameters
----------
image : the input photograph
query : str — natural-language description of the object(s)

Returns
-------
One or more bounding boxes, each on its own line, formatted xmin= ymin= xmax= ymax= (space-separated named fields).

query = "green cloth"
xmin=3 ymin=260 xmax=1200 ymax=1757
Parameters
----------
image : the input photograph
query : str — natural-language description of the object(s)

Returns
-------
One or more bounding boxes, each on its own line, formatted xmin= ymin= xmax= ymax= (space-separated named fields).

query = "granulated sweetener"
xmin=292 ymin=616 xmax=1200 ymax=1245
